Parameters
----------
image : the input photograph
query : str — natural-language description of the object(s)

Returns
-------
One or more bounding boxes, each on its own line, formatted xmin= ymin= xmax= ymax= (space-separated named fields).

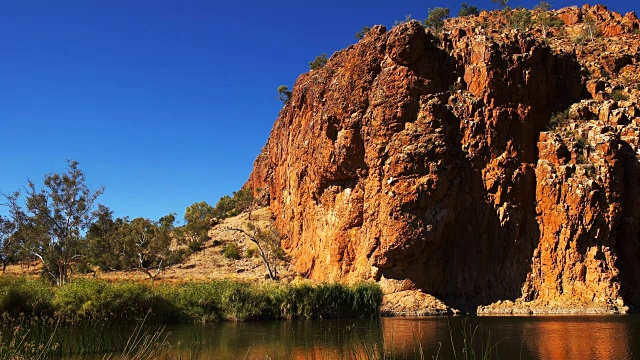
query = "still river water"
xmin=57 ymin=315 xmax=640 ymax=359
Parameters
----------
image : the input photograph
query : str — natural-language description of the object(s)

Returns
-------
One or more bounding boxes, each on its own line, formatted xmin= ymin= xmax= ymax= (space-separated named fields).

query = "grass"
xmin=0 ymin=276 xmax=383 ymax=325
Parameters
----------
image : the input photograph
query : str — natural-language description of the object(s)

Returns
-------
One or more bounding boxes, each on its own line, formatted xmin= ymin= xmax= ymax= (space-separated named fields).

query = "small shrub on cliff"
xmin=393 ymin=14 xmax=416 ymax=27
xmin=611 ymin=89 xmax=629 ymax=101
xmin=309 ymin=53 xmax=327 ymax=70
xmin=425 ymin=7 xmax=450 ymax=31
xmin=534 ymin=4 xmax=564 ymax=37
xmin=492 ymin=0 xmax=509 ymax=9
xmin=509 ymin=8 xmax=533 ymax=30
xmin=576 ymin=137 xmax=588 ymax=150
xmin=277 ymin=85 xmax=292 ymax=104
xmin=547 ymin=109 xmax=569 ymax=130
xmin=458 ymin=3 xmax=480 ymax=17
xmin=583 ymin=15 xmax=601 ymax=41
xmin=355 ymin=26 xmax=371 ymax=39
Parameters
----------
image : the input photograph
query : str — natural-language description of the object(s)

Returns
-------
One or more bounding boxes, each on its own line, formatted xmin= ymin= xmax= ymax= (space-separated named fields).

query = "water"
xmin=52 ymin=315 xmax=640 ymax=359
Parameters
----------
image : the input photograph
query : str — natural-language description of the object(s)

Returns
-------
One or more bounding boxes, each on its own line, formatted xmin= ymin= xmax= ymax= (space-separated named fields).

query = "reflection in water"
xmin=522 ymin=317 xmax=633 ymax=360
xmin=58 ymin=315 xmax=640 ymax=359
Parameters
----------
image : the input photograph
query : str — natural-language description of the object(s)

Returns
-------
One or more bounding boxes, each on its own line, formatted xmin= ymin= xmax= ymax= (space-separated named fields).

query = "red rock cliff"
xmin=249 ymin=4 xmax=640 ymax=313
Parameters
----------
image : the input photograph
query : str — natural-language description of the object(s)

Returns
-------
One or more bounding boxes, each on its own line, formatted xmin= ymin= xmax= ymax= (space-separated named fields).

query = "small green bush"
xmin=188 ymin=240 xmax=203 ymax=253
xmin=510 ymin=8 xmax=532 ymax=30
xmin=355 ymin=26 xmax=371 ymax=40
xmin=547 ymin=109 xmax=569 ymax=129
xmin=223 ymin=242 xmax=241 ymax=260
xmin=246 ymin=247 xmax=257 ymax=258
xmin=458 ymin=3 xmax=480 ymax=17
xmin=576 ymin=137 xmax=588 ymax=149
xmin=309 ymin=53 xmax=328 ymax=70
xmin=611 ymin=89 xmax=629 ymax=101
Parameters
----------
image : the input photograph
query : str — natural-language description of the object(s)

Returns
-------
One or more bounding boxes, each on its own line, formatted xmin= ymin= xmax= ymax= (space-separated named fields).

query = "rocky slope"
xmin=249 ymin=4 xmax=640 ymax=314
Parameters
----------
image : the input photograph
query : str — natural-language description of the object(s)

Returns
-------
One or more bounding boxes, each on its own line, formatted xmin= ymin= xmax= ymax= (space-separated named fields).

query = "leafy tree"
xmin=458 ymin=3 xmax=480 ymax=17
xmin=510 ymin=8 xmax=533 ymax=30
xmin=277 ymin=85 xmax=292 ymax=104
xmin=228 ymin=222 xmax=282 ymax=280
xmin=212 ymin=188 xmax=255 ymax=219
xmin=355 ymin=26 xmax=371 ymax=39
xmin=120 ymin=216 xmax=174 ymax=282
xmin=86 ymin=205 xmax=125 ymax=271
xmin=309 ymin=53 xmax=327 ymax=70
xmin=178 ymin=201 xmax=214 ymax=248
xmin=3 ymin=161 xmax=104 ymax=285
xmin=425 ymin=7 xmax=450 ymax=30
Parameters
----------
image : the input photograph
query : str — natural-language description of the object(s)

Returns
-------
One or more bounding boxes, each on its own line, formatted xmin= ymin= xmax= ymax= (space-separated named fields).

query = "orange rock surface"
xmin=249 ymin=4 xmax=640 ymax=314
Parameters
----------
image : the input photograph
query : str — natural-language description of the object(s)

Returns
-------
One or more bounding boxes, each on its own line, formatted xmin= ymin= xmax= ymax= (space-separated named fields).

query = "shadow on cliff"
xmin=376 ymin=28 xmax=591 ymax=313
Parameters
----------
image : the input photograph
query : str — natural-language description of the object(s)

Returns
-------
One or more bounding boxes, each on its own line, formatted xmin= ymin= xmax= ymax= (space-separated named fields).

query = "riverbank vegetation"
xmin=0 ymin=160 xmax=268 ymax=285
xmin=0 ymin=276 xmax=382 ymax=324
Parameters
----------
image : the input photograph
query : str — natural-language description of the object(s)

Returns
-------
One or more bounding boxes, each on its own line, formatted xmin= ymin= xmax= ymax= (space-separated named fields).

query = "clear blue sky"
xmin=0 ymin=1 xmax=635 ymax=222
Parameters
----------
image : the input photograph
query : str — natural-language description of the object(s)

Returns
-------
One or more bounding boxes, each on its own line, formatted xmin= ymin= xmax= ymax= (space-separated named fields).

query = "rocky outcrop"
xmin=249 ymin=5 xmax=640 ymax=314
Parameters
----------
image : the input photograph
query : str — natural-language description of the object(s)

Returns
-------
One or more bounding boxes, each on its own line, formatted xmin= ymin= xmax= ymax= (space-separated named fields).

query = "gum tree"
xmin=3 ymin=160 xmax=104 ymax=285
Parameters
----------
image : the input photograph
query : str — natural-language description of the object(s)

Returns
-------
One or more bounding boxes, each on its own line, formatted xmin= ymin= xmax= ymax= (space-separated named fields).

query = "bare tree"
xmin=228 ymin=222 xmax=282 ymax=280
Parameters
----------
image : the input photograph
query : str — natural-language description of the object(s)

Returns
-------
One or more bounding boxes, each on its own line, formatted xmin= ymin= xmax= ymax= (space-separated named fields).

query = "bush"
xmin=188 ymin=241 xmax=203 ymax=253
xmin=547 ymin=109 xmax=569 ymax=129
xmin=355 ymin=26 xmax=371 ymax=40
xmin=510 ymin=8 xmax=532 ymax=30
xmin=309 ymin=53 xmax=328 ymax=70
xmin=223 ymin=242 xmax=241 ymax=260
xmin=576 ymin=137 xmax=588 ymax=149
xmin=425 ymin=7 xmax=450 ymax=30
xmin=611 ymin=89 xmax=629 ymax=101
xmin=246 ymin=247 xmax=257 ymax=258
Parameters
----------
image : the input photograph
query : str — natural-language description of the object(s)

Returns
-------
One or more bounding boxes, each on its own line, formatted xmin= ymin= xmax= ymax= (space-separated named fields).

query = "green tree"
xmin=277 ymin=85 xmax=292 ymax=104
xmin=212 ymin=188 xmax=255 ymax=219
xmin=120 ymin=216 xmax=174 ymax=282
xmin=355 ymin=26 xmax=371 ymax=39
xmin=458 ymin=3 xmax=480 ymax=17
xmin=179 ymin=201 xmax=214 ymax=247
xmin=3 ymin=161 xmax=104 ymax=285
xmin=86 ymin=205 xmax=125 ymax=271
xmin=309 ymin=53 xmax=327 ymax=70
xmin=425 ymin=7 xmax=450 ymax=30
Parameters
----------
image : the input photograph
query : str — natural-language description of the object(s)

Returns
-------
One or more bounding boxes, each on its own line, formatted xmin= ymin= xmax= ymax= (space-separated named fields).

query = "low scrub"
xmin=0 ymin=276 xmax=382 ymax=325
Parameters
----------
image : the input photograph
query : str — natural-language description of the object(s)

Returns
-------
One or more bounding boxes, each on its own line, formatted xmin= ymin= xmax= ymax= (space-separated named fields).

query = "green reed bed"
xmin=0 ymin=276 xmax=382 ymax=324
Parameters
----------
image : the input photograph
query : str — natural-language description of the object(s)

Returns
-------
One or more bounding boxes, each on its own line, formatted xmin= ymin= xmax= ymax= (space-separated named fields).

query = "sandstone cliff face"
xmin=250 ymin=4 xmax=640 ymax=313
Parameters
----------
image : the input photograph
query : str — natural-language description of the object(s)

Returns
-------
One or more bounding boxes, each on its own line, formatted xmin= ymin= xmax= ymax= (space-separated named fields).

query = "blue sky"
xmin=0 ymin=1 xmax=636 ymax=222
